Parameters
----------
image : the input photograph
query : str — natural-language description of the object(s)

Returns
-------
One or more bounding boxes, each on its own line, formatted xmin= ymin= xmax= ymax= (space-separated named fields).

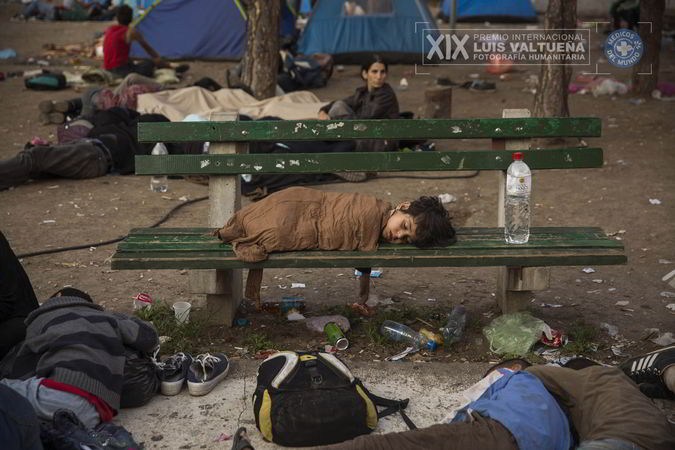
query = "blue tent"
xmin=441 ymin=0 xmax=537 ymax=23
xmin=296 ymin=0 xmax=439 ymax=64
xmin=130 ymin=0 xmax=247 ymax=60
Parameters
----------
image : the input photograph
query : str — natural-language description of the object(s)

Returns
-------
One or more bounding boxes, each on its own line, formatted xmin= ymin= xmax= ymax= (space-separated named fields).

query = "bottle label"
xmin=507 ymin=174 xmax=531 ymax=195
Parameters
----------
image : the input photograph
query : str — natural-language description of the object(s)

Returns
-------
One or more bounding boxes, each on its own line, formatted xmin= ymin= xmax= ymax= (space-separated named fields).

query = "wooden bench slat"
xmin=138 ymin=118 xmax=601 ymax=143
xmin=111 ymin=227 xmax=626 ymax=270
xmin=134 ymin=148 xmax=604 ymax=175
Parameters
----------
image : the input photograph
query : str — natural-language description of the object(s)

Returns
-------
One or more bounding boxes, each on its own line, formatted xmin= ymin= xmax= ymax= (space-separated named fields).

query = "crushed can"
xmin=324 ymin=322 xmax=349 ymax=351
xmin=540 ymin=329 xmax=567 ymax=347
xmin=133 ymin=293 xmax=153 ymax=310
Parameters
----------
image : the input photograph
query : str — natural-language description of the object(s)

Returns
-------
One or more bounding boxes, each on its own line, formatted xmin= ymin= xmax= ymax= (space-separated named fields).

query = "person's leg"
xmin=576 ymin=439 xmax=643 ymax=450
xmin=132 ymin=60 xmax=156 ymax=78
xmin=318 ymin=414 xmax=518 ymax=450
xmin=0 ymin=384 xmax=43 ymax=450
xmin=0 ymin=318 xmax=28 ymax=361
xmin=80 ymin=87 xmax=104 ymax=117
xmin=112 ymin=73 xmax=163 ymax=96
xmin=0 ymin=230 xmax=38 ymax=358
xmin=0 ymin=377 xmax=100 ymax=429
xmin=327 ymin=100 xmax=355 ymax=119
xmin=0 ymin=141 xmax=109 ymax=190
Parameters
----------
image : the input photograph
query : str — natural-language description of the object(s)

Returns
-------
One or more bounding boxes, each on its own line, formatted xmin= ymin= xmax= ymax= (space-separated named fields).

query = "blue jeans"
xmin=577 ymin=439 xmax=643 ymax=450
xmin=20 ymin=1 xmax=57 ymax=20
xmin=0 ymin=384 xmax=43 ymax=450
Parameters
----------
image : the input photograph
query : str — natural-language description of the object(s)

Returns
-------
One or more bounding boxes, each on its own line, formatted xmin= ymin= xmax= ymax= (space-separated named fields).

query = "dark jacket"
xmin=0 ymin=231 xmax=38 ymax=322
xmin=320 ymin=83 xmax=399 ymax=153
xmin=8 ymin=296 xmax=158 ymax=410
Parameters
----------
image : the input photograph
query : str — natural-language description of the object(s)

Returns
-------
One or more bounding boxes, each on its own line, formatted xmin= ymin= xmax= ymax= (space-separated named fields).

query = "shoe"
xmin=333 ymin=172 xmax=368 ymax=182
xmin=38 ymin=100 xmax=70 ymax=114
xmin=187 ymin=353 xmax=230 ymax=396
xmin=231 ymin=427 xmax=254 ymax=450
xmin=619 ymin=345 xmax=675 ymax=387
xmin=158 ymin=352 xmax=193 ymax=396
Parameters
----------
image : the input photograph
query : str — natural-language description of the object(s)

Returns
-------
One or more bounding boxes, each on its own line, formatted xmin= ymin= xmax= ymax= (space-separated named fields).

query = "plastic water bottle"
xmin=505 ymin=152 xmax=531 ymax=244
xmin=440 ymin=305 xmax=467 ymax=344
xmin=380 ymin=320 xmax=437 ymax=351
xmin=149 ymin=143 xmax=169 ymax=193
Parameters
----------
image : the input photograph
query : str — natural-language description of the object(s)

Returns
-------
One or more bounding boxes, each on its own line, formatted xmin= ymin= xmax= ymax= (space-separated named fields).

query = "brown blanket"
xmin=214 ymin=187 xmax=391 ymax=307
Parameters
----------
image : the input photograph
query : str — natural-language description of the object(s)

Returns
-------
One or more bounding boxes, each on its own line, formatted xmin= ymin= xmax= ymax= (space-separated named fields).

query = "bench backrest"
xmin=135 ymin=117 xmax=602 ymax=175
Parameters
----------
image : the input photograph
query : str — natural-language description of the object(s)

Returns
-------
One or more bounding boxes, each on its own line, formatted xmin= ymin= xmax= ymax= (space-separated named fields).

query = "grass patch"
xmin=244 ymin=332 xmax=276 ymax=354
xmin=563 ymin=320 xmax=598 ymax=355
xmin=134 ymin=300 xmax=211 ymax=356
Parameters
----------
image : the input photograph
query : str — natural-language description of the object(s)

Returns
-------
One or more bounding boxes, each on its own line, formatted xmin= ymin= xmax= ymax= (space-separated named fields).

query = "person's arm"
xmin=128 ymin=27 xmax=162 ymax=64
xmin=113 ymin=313 xmax=159 ymax=353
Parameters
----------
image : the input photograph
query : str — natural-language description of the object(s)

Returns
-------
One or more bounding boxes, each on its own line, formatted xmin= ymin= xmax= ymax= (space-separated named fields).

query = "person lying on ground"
xmin=0 ymin=288 xmax=158 ymax=429
xmin=0 ymin=108 xmax=173 ymax=190
xmin=103 ymin=5 xmax=168 ymax=78
xmin=314 ymin=358 xmax=572 ymax=450
xmin=0 ymin=231 xmax=39 ymax=361
xmin=213 ymin=186 xmax=456 ymax=308
xmin=37 ymin=73 xmax=166 ymax=125
xmin=316 ymin=353 xmax=675 ymax=450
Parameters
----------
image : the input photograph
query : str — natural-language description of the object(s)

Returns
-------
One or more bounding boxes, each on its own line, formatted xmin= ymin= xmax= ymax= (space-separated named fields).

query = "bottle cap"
xmin=512 ymin=152 xmax=523 ymax=160
xmin=426 ymin=340 xmax=438 ymax=351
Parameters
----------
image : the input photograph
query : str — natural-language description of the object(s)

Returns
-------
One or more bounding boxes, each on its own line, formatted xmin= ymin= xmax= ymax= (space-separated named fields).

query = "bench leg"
xmin=496 ymin=266 xmax=550 ymax=314
xmin=205 ymin=269 xmax=243 ymax=326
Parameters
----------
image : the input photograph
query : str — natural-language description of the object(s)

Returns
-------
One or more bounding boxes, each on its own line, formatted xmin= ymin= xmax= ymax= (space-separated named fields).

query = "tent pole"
xmin=450 ymin=0 xmax=457 ymax=34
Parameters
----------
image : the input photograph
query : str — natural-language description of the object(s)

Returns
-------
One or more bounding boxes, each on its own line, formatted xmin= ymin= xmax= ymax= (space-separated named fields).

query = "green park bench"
xmin=111 ymin=109 xmax=626 ymax=326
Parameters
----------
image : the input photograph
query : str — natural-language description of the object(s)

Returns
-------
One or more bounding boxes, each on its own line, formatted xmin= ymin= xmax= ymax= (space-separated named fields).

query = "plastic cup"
xmin=172 ymin=301 xmax=191 ymax=324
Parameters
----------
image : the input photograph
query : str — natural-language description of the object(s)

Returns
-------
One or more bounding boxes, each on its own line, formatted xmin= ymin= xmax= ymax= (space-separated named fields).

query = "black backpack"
xmin=252 ymin=351 xmax=415 ymax=447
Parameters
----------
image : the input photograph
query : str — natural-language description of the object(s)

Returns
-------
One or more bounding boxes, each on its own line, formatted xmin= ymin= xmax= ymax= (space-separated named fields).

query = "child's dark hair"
xmin=117 ymin=5 xmax=133 ymax=25
xmin=483 ymin=358 xmax=532 ymax=378
xmin=402 ymin=196 xmax=456 ymax=248
xmin=361 ymin=54 xmax=388 ymax=77
xmin=51 ymin=287 xmax=93 ymax=303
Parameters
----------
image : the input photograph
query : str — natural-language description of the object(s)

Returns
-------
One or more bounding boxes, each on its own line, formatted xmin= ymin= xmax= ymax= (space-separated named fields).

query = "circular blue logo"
xmin=604 ymin=29 xmax=643 ymax=68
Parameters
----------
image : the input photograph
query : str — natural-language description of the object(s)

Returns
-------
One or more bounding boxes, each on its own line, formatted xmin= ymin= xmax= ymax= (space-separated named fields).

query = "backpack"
xmin=252 ymin=351 xmax=415 ymax=447
xmin=24 ymin=71 xmax=67 ymax=91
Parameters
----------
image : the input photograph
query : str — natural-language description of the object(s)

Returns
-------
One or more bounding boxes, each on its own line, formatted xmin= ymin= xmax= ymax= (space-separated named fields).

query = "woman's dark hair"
xmin=483 ymin=358 xmax=532 ymax=378
xmin=402 ymin=196 xmax=456 ymax=248
xmin=117 ymin=5 xmax=133 ymax=26
xmin=361 ymin=54 xmax=388 ymax=79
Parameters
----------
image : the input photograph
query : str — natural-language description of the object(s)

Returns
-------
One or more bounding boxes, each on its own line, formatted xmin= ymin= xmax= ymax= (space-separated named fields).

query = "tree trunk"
xmin=631 ymin=0 xmax=664 ymax=97
xmin=533 ymin=0 xmax=576 ymax=118
xmin=241 ymin=0 xmax=280 ymax=100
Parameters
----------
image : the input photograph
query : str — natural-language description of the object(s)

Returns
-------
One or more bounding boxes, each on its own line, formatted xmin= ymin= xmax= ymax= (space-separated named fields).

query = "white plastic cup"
xmin=172 ymin=301 xmax=191 ymax=324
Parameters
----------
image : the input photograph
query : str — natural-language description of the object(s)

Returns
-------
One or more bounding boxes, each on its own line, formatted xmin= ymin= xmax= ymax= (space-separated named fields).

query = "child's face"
xmin=382 ymin=211 xmax=417 ymax=244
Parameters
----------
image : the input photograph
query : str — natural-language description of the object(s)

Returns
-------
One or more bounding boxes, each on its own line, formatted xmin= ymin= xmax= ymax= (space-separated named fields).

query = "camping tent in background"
xmin=130 ymin=0 xmax=247 ymax=59
xmin=440 ymin=0 xmax=537 ymax=23
xmin=296 ymin=0 xmax=439 ymax=64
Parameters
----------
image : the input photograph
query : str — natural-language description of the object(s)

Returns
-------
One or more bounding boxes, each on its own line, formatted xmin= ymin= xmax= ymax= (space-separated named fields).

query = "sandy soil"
xmin=1 ymin=4 xmax=674 ymax=364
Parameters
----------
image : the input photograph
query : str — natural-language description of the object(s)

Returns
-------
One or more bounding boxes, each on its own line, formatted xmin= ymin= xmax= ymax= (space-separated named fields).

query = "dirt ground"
xmin=1 ymin=4 xmax=674 ymax=366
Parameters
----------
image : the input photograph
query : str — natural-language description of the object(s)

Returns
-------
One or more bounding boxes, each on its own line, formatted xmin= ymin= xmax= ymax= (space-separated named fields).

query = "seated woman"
xmin=318 ymin=54 xmax=400 ymax=153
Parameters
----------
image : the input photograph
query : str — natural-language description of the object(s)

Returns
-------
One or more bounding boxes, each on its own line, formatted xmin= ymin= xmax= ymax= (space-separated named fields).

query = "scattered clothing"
xmin=0 ymin=383 xmax=43 ymax=450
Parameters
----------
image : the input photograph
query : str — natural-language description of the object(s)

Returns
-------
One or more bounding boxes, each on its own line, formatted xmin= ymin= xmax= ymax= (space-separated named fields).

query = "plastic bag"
xmin=120 ymin=348 xmax=160 ymax=408
xmin=483 ymin=312 xmax=552 ymax=356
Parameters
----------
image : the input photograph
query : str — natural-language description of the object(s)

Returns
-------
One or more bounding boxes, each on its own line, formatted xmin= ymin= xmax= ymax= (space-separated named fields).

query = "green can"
xmin=324 ymin=322 xmax=349 ymax=350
